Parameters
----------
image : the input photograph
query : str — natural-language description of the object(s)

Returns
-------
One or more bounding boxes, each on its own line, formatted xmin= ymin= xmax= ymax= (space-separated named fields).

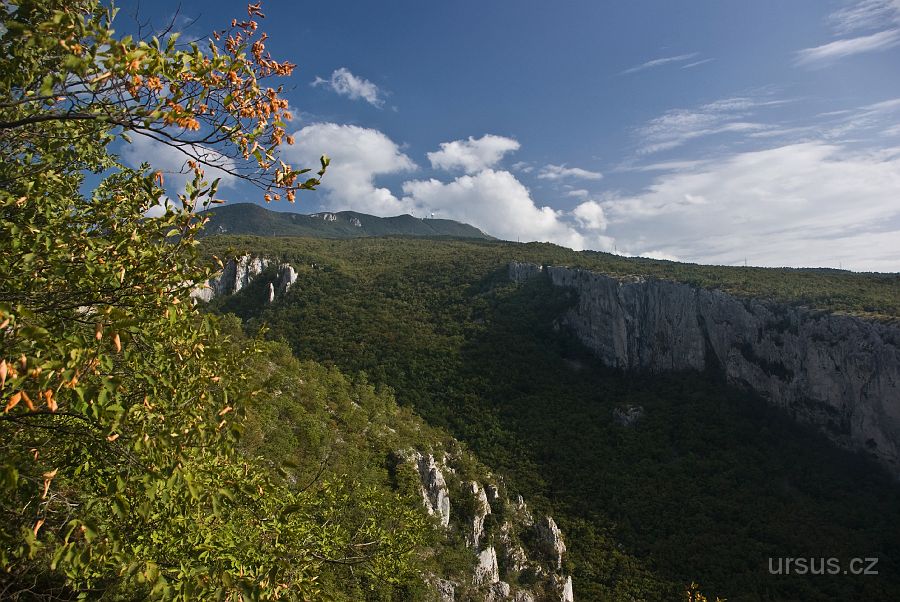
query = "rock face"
xmin=534 ymin=517 xmax=567 ymax=571
xmin=553 ymin=575 xmax=574 ymax=602
xmin=190 ymin=255 xmax=298 ymax=303
xmin=433 ymin=578 xmax=455 ymax=602
xmin=401 ymin=449 xmax=574 ymax=601
xmin=510 ymin=262 xmax=900 ymax=477
xmin=216 ymin=254 xmax=270 ymax=296
xmin=413 ymin=453 xmax=451 ymax=528
xmin=466 ymin=481 xmax=492 ymax=549
xmin=277 ymin=263 xmax=298 ymax=294
xmin=613 ymin=404 xmax=644 ymax=427
xmin=474 ymin=547 xmax=500 ymax=586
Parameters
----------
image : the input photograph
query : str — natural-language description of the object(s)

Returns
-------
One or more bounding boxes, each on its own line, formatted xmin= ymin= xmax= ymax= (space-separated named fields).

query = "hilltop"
xmin=198 ymin=202 xmax=494 ymax=240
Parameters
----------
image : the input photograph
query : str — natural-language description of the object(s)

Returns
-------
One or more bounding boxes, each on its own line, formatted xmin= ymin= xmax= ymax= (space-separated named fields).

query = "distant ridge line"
xmin=198 ymin=202 xmax=494 ymax=240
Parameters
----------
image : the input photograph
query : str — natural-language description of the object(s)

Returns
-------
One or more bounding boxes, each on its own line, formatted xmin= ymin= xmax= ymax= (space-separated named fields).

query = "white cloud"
xmin=640 ymin=250 xmax=681 ymax=262
xmin=401 ymin=169 xmax=597 ymax=249
xmin=621 ymin=53 xmax=699 ymax=74
xmin=795 ymin=28 xmax=900 ymax=65
xmin=795 ymin=1 xmax=900 ymax=66
xmin=635 ymin=96 xmax=781 ymax=155
xmin=312 ymin=68 xmax=385 ymax=107
xmin=572 ymin=200 xmax=608 ymax=231
xmin=566 ymin=188 xmax=590 ymax=198
xmin=283 ymin=122 xmax=415 ymax=215
xmin=681 ymin=58 xmax=715 ymax=69
xmin=120 ymin=135 xmax=239 ymax=216
xmin=830 ymin=0 xmax=900 ymax=34
xmin=427 ymin=134 xmax=520 ymax=174
xmin=511 ymin=161 xmax=534 ymax=173
xmin=600 ymin=142 xmax=900 ymax=271
xmin=537 ymin=164 xmax=603 ymax=180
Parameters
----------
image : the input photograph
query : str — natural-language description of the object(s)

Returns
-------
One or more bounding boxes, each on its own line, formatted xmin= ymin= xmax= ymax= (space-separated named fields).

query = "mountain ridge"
xmin=198 ymin=202 xmax=494 ymax=240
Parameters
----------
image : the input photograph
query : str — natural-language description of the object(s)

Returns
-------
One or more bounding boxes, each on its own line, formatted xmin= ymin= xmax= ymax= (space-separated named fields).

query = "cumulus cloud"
xmin=427 ymin=134 xmax=520 ymax=174
xmin=572 ymin=200 xmax=608 ymax=231
xmin=120 ymin=135 xmax=238 ymax=216
xmin=401 ymin=169 xmax=594 ymax=249
xmin=537 ymin=164 xmax=603 ymax=180
xmin=600 ymin=142 xmax=900 ymax=271
xmin=312 ymin=68 xmax=385 ymax=107
xmin=283 ymin=122 xmax=415 ymax=215
xmin=621 ymin=53 xmax=700 ymax=74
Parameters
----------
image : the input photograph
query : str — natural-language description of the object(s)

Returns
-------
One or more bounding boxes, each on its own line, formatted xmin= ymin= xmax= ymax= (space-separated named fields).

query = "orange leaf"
xmin=113 ymin=333 xmax=122 ymax=353
xmin=33 ymin=518 xmax=45 ymax=537
xmin=22 ymin=390 xmax=34 ymax=411
xmin=45 ymin=390 xmax=57 ymax=412
xmin=42 ymin=468 xmax=58 ymax=499
xmin=5 ymin=392 xmax=21 ymax=413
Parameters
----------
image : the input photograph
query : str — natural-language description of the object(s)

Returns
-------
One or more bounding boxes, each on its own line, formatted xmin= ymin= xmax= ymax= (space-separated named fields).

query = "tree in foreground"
xmin=0 ymin=1 xmax=423 ymax=599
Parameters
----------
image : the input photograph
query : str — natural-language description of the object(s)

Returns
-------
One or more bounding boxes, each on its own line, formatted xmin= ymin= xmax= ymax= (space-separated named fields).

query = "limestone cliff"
xmin=191 ymin=254 xmax=297 ymax=304
xmin=399 ymin=450 xmax=574 ymax=601
xmin=509 ymin=262 xmax=900 ymax=477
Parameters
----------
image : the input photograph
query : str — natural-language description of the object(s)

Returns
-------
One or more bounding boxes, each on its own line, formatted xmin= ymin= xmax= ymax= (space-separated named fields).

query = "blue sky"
xmin=129 ymin=1 xmax=900 ymax=271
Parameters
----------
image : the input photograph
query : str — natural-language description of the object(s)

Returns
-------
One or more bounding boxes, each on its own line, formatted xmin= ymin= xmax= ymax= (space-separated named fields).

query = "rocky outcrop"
xmin=400 ymin=449 xmax=574 ymax=601
xmin=215 ymin=254 xmax=270 ymax=296
xmin=410 ymin=452 xmax=451 ymax=528
xmin=277 ymin=263 xmax=298 ymax=294
xmin=510 ymin=261 xmax=900 ymax=477
xmin=433 ymin=578 xmax=455 ymax=602
xmin=613 ymin=404 xmax=644 ymax=427
xmin=485 ymin=581 xmax=511 ymax=601
xmin=534 ymin=517 xmax=566 ymax=571
xmin=552 ymin=575 xmax=574 ymax=602
xmin=466 ymin=481 xmax=492 ymax=549
xmin=190 ymin=255 xmax=298 ymax=304
xmin=474 ymin=547 xmax=500 ymax=586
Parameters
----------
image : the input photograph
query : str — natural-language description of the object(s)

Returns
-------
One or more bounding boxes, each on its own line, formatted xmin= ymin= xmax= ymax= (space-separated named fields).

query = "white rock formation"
xmin=473 ymin=546 xmax=500 ymax=586
xmin=534 ymin=517 xmax=566 ymax=571
xmin=278 ymin=263 xmax=298 ymax=294
xmin=414 ymin=453 xmax=451 ymax=528
xmin=190 ymin=256 xmax=299 ymax=304
xmin=467 ymin=481 xmax=492 ymax=549
xmin=551 ymin=575 xmax=574 ymax=602
xmin=485 ymin=581 xmax=511 ymax=601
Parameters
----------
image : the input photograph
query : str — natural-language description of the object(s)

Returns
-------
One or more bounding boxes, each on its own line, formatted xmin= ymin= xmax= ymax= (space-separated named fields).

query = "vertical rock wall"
xmin=510 ymin=262 xmax=900 ymax=477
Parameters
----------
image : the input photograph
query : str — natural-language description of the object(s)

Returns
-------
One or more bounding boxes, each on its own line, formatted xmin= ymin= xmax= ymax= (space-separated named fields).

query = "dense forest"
xmin=202 ymin=235 xmax=900 ymax=601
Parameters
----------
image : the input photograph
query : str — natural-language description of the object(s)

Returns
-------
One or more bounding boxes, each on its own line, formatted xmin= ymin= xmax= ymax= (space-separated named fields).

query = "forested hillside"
xmin=201 ymin=235 xmax=900 ymax=602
